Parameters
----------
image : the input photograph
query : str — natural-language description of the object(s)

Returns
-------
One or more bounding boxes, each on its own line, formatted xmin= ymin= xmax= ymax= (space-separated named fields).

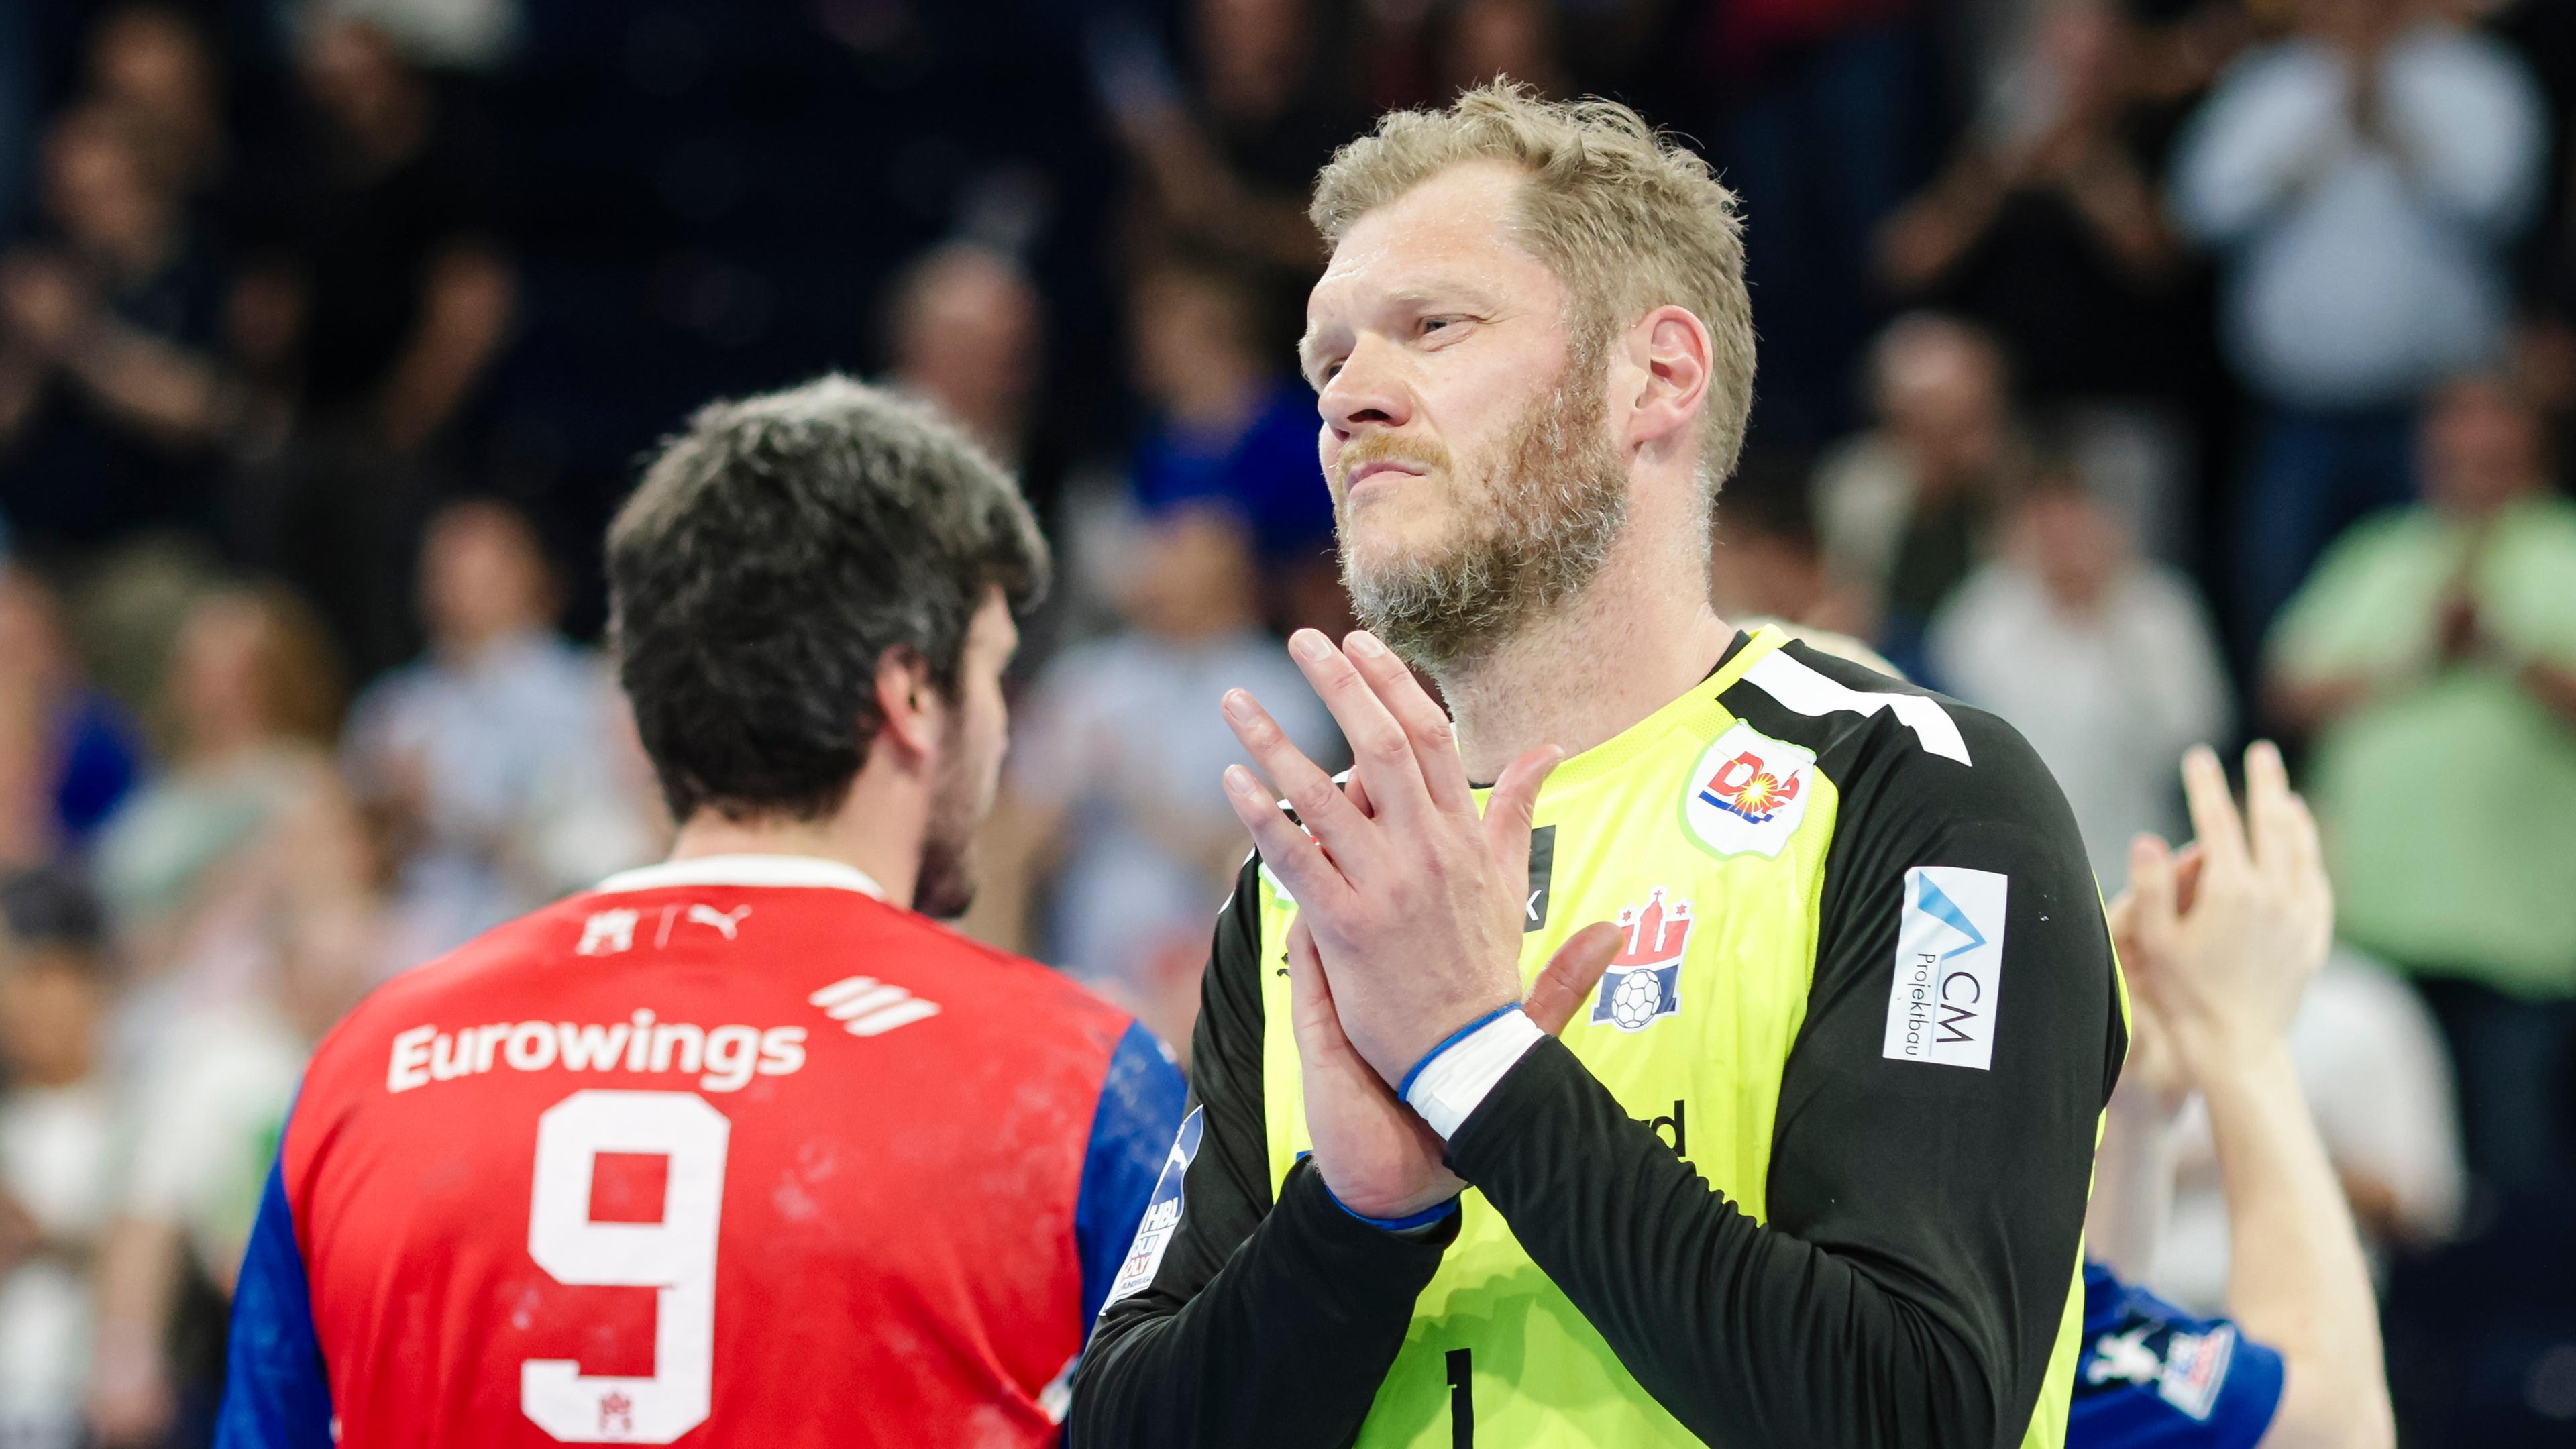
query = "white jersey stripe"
xmin=1741 ymin=649 xmax=1972 ymax=766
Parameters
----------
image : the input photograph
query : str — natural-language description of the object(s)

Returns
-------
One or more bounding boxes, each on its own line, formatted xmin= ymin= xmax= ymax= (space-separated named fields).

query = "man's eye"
xmin=1320 ymin=362 xmax=1342 ymax=384
xmin=1420 ymin=317 xmax=1454 ymax=335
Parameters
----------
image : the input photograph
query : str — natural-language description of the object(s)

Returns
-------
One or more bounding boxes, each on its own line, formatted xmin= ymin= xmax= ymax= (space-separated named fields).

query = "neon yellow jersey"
xmin=1077 ymin=629 xmax=2128 ymax=1449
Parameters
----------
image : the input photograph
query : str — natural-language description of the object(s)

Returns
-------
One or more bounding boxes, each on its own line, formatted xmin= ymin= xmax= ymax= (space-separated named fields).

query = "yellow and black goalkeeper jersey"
xmin=1070 ymin=628 xmax=2127 ymax=1449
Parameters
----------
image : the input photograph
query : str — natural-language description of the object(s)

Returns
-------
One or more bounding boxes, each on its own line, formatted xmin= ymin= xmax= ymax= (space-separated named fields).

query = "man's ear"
xmin=873 ymin=647 xmax=942 ymax=767
xmin=1623 ymin=304 xmax=1713 ymax=453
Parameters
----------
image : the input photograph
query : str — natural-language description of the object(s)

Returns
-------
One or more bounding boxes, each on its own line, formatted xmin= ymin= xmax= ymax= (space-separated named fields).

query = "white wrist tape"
xmin=1403 ymin=1008 xmax=1545 ymax=1140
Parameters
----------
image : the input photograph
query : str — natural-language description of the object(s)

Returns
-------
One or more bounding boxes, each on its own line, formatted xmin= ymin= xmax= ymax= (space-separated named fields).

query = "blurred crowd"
xmin=0 ymin=0 xmax=2570 ymax=1443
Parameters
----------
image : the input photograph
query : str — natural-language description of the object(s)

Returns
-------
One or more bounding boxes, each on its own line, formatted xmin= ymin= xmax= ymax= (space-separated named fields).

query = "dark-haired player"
xmin=216 ymin=378 xmax=1185 ymax=1447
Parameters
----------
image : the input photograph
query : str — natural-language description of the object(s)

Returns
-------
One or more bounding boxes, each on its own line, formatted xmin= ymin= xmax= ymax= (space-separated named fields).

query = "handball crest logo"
xmin=1590 ymin=888 xmax=1693 ymax=1032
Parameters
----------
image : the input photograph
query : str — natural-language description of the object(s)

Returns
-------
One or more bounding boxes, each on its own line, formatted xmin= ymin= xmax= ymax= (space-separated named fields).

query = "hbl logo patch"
xmin=1591 ymin=888 xmax=1693 ymax=1032
xmin=1681 ymin=722 xmax=1816 ymax=859
xmin=1104 ymin=1108 xmax=1203 ymax=1310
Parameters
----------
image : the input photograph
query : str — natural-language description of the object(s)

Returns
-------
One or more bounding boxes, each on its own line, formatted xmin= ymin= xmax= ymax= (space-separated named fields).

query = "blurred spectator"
xmin=80 ymin=586 xmax=376 ymax=1448
xmin=321 ymin=0 xmax=523 ymax=74
xmin=2264 ymin=372 xmax=2576 ymax=1189
xmin=1127 ymin=254 xmax=1339 ymax=627
xmin=2147 ymin=943 xmax=2465 ymax=1313
xmin=341 ymin=500 xmax=657 ymax=965
xmin=1000 ymin=502 xmax=1337 ymax=1055
xmin=234 ymin=15 xmax=516 ymax=680
xmin=2171 ymin=0 xmax=2551 ymax=653
xmin=83 ymin=7 xmax=229 ymax=207
xmin=1878 ymin=0 xmax=2192 ymax=402
xmin=0 ymin=104 xmax=234 ymax=556
xmin=0 ymin=869 xmax=119 ymax=1449
xmin=89 ymin=585 xmax=356 ymax=998
xmin=0 ymin=566 xmax=144 ymax=867
xmin=90 ymin=907 xmax=358 ymax=1449
xmin=1812 ymin=313 xmax=2032 ymax=669
xmin=883 ymin=241 xmax=1044 ymax=471
xmin=280 ymin=11 xmax=513 ymax=445
xmin=1097 ymin=0 xmax=1354 ymax=286
xmin=1929 ymin=468 xmax=2231 ymax=885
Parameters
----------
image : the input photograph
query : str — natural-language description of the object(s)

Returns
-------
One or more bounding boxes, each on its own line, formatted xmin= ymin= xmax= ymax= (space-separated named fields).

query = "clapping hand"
xmin=1218 ymin=629 xmax=1560 ymax=1085
xmin=2118 ymin=743 xmax=2333 ymax=1089
xmin=1220 ymin=627 xmax=1613 ymax=1220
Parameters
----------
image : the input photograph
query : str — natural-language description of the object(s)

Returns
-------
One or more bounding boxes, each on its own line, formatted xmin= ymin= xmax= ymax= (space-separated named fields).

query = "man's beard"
xmin=913 ymin=719 xmax=982 ymax=920
xmin=1337 ymin=339 xmax=1629 ymax=672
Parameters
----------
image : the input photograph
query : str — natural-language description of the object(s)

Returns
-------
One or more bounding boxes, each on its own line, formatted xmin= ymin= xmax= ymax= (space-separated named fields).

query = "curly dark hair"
xmin=606 ymin=376 xmax=1049 ymax=825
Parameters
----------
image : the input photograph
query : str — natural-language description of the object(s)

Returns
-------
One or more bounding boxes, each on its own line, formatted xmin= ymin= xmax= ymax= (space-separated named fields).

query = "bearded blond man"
xmin=1071 ymin=84 xmax=2123 ymax=1449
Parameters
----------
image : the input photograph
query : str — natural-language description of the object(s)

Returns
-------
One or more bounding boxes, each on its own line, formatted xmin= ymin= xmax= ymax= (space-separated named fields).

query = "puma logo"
xmin=685 ymin=904 xmax=751 ymax=940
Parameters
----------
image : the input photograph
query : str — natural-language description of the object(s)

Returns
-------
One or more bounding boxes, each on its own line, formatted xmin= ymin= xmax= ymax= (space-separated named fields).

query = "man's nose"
xmin=1319 ymin=336 xmax=1413 ymax=440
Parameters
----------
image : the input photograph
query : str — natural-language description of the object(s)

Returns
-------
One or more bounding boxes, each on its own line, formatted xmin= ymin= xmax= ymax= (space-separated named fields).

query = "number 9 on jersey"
xmin=523 ymin=1089 xmax=733 ymax=1443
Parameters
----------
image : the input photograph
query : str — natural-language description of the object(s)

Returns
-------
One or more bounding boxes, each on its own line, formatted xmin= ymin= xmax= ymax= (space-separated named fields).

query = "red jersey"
xmin=216 ymin=855 xmax=1185 ymax=1448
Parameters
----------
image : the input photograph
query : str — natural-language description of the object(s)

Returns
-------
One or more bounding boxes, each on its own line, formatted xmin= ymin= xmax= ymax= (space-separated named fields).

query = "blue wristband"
xmin=1395 ymin=1003 xmax=1521 ymax=1102
xmin=1297 ymin=1152 xmax=1462 ymax=1232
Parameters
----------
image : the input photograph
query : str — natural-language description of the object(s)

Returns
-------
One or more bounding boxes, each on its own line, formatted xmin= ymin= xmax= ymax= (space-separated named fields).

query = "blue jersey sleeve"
xmin=2069 ymin=1262 xmax=2284 ymax=1449
xmin=1073 ymin=1020 xmax=1189 ymax=1332
xmin=213 ymin=1146 xmax=335 ymax=1449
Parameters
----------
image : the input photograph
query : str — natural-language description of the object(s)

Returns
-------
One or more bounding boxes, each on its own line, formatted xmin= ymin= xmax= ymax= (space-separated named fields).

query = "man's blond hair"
xmin=1309 ymin=82 xmax=1757 ymax=506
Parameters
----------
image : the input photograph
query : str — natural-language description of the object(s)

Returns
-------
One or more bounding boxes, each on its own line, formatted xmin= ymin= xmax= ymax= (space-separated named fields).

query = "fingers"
xmin=1222 ymin=761 xmax=1354 ymax=917
xmin=1344 ymin=765 xmax=1376 ymax=820
xmin=2179 ymin=745 xmax=2248 ymax=876
xmin=1340 ymin=630 xmax=1476 ymax=816
xmin=1282 ymin=917 xmax=1352 ymax=1063
xmin=2284 ymin=789 xmax=2328 ymax=910
xmin=1285 ymin=629 xmax=1433 ymax=825
xmin=2171 ymin=842 xmax=2206 ymax=916
xmin=2278 ymin=783 xmax=2334 ymax=968
xmin=2241 ymin=740 xmax=2297 ymax=878
xmin=2125 ymin=832 xmax=2178 ymax=975
xmin=1525 ymin=921 xmax=1623 ymax=1035
xmin=1224 ymin=684 xmax=1369 ymax=857
xmin=1284 ymin=917 xmax=1326 ymax=1014
xmin=2104 ymin=887 xmax=2138 ymax=961
xmin=1482 ymin=743 xmax=1566 ymax=887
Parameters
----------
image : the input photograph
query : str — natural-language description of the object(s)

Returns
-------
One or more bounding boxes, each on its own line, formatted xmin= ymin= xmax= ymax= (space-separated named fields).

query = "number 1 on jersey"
xmin=524 ymin=1089 xmax=731 ymax=1443
xmin=1446 ymin=1347 xmax=1474 ymax=1447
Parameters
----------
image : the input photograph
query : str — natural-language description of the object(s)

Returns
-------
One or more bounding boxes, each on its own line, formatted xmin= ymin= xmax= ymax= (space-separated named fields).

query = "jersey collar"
xmin=589 ymin=853 xmax=889 ymax=900
xmin=1514 ymin=625 xmax=1790 ymax=795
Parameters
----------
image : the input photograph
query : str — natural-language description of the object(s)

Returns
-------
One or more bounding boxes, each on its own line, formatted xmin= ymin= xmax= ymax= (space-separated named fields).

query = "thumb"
xmin=1524 ymin=921 xmax=1623 ymax=1036
xmin=1482 ymin=743 xmax=1565 ymax=879
xmin=2125 ymin=833 xmax=2178 ymax=979
xmin=1283 ymin=916 xmax=1356 ymax=1062
xmin=1284 ymin=916 xmax=1326 ymax=1018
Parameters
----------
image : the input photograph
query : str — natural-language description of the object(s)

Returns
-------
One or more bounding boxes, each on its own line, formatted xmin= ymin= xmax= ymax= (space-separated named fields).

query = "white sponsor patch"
xmin=1881 ymin=866 xmax=2009 ymax=1070
xmin=1680 ymin=722 xmax=1817 ymax=860
xmin=1104 ymin=1107 xmax=1205 ymax=1310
